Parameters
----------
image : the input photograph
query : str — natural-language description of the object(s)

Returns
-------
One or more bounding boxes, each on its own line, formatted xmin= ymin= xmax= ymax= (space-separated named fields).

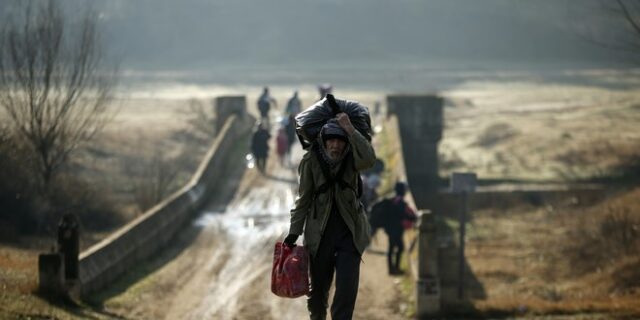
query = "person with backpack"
xmin=257 ymin=86 xmax=277 ymax=127
xmin=285 ymin=90 xmax=302 ymax=116
xmin=375 ymin=181 xmax=417 ymax=275
xmin=284 ymin=112 xmax=376 ymax=320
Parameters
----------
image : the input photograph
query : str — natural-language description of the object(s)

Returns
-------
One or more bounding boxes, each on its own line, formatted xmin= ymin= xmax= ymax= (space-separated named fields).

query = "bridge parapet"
xmin=214 ymin=96 xmax=247 ymax=132
xmin=64 ymin=96 xmax=252 ymax=297
xmin=387 ymin=95 xmax=444 ymax=209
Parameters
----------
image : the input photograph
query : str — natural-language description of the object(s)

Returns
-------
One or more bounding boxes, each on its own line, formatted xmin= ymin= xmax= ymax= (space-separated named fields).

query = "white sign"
xmin=450 ymin=172 xmax=477 ymax=193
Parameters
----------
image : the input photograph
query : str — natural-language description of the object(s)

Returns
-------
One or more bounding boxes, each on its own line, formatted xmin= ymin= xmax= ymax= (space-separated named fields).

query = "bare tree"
xmin=133 ymin=151 xmax=181 ymax=212
xmin=571 ymin=0 xmax=640 ymax=56
xmin=0 ymin=0 xmax=116 ymax=190
xmin=184 ymin=98 xmax=217 ymax=141
xmin=601 ymin=0 xmax=640 ymax=54
xmin=615 ymin=1 xmax=640 ymax=42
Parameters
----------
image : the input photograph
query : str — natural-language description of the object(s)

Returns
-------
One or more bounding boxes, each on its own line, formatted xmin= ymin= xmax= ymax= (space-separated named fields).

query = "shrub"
xmin=129 ymin=151 xmax=181 ymax=213
xmin=0 ymin=130 xmax=43 ymax=239
xmin=600 ymin=207 xmax=640 ymax=255
xmin=47 ymin=174 xmax=124 ymax=233
xmin=474 ymin=123 xmax=519 ymax=148
xmin=562 ymin=189 xmax=640 ymax=275
xmin=0 ymin=127 xmax=124 ymax=239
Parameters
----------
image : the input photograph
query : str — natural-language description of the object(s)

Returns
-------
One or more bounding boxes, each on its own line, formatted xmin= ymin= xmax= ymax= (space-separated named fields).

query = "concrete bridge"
xmin=38 ymin=94 xmax=605 ymax=318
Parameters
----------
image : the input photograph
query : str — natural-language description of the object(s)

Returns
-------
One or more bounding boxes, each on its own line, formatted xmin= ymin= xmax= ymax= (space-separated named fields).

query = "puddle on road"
xmin=188 ymin=179 xmax=305 ymax=319
xmin=182 ymin=123 xmax=308 ymax=319
xmin=193 ymin=185 xmax=295 ymax=240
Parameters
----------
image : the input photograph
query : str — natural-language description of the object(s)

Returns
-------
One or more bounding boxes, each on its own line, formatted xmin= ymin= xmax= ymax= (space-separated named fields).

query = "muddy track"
xmin=100 ymin=122 xmax=405 ymax=320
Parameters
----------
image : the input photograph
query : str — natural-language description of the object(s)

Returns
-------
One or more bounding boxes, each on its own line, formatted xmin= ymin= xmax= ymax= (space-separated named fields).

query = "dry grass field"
xmin=462 ymin=188 xmax=640 ymax=318
xmin=439 ymin=81 xmax=640 ymax=181
xmin=1 ymin=74 xmax=639 ymax=318
xmin=435 ymin=78 xmax=640 ymax=317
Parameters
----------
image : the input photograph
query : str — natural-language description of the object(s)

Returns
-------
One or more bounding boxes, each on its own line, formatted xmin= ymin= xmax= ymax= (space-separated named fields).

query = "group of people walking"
xmin=252 ymin=85 xmax=336 ymax=173
xmin=250 ymin=87 xmax=301 ymax=173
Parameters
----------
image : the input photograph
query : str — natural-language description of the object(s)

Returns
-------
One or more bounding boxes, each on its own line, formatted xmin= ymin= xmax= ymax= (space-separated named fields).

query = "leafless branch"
xmin=133 ymin=151 xmax=181 ymax=212
xmin=184 ymin=98 xmax=217 ymax=141
xmin=617 ymin=0 xmax=640 ymax=35
xmin=566 ymin=0 xmax=640 ymax=61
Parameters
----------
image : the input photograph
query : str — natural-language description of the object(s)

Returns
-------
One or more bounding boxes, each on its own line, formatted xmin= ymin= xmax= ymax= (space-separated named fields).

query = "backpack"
xmin=369 ymin=198 xmax=406 ymax=233
xmin=258 ymin=96 xmax=270 ymax=114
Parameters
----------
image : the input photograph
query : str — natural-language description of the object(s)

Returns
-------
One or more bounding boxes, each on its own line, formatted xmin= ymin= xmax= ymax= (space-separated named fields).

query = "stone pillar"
xmin=57 ymin=213 xmax=79 ymax=280
xmin=416 ymin=211 xmax=440 ymax=317
xmin=38 ymin=253 xmax=65 ymax=296
xmin=387 ymin=95 xmax=443 ymax=209
xmin=214 ymin=96 xmax=247 ymax=132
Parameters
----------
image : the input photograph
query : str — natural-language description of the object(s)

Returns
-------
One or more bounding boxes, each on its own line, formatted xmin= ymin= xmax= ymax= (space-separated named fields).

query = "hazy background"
xmin=1 ymin=1 xmax=640 ymax=318
xmin=97 ymin=0 xmax=626 ymax=67
xmin=2 ymin=0 xmax=632 ymax=90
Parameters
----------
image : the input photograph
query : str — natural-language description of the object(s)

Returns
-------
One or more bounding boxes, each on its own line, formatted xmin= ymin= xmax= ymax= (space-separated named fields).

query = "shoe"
xmin=389 ymin=268 xmax=404 ymax=276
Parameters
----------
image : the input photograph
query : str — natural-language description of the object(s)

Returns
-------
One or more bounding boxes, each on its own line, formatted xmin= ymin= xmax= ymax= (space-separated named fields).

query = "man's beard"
xmin=317 ymin=139 xmax=350 ymax=168
xmin=328 ymin=150 xmax=342 ymax=160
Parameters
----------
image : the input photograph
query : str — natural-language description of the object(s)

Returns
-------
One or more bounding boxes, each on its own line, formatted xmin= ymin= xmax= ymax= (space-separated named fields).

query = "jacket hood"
xmin=316 ymin=134 xmax=350 ymax=168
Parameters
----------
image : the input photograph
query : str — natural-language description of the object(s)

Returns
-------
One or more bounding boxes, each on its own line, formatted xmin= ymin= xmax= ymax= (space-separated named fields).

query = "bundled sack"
xmin=271 ymin=241 xmax=310 ymax=298
xmin=295 ymin=94 xmax=372 ymax=149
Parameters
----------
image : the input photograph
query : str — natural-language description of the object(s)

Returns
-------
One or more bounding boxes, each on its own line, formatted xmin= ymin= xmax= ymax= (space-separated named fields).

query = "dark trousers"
xmin=260 ymin=113 xmax=270 ymax=127
xmin=308 ymin=209 xmax=361 ymax=320
xmin=256 ymin=156 xmax=267 ymax=172
xmin=387 ymin=231 xmax=404 ymax=273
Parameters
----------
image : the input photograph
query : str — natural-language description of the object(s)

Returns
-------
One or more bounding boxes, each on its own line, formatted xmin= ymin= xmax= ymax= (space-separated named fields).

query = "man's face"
xmin=325 ymin=138 xmax=346 ymax=160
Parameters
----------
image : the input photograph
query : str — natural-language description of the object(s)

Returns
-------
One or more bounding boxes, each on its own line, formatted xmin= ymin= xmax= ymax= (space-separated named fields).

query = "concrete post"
xmin=416 ymin=210 xmax=440 ymax=317
xmin=458 ymin=192 xmax=468 ymax=300
xmin=38 ymin=253 xmax=65 ymax=297
xmin=450 ymin=172 xmax=477 ymax=301
xmin=57 ymin=213 xmax=79 ymax=280
xmin=214 ymin=96 xmax=247 ymax=132
xmin=386 ymin=95 xmax=443 ymax=209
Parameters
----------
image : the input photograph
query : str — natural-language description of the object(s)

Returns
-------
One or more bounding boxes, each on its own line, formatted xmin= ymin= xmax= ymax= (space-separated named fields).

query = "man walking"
xmin=257 ymin=87 xmax=277 ymax=127
xmin=284 ymin=113 xmax=375 ymax=320
xmin=251 ymin=122 xmax=271 ymax=173
xmin=285 ymin=90 xmax=302 ymax=116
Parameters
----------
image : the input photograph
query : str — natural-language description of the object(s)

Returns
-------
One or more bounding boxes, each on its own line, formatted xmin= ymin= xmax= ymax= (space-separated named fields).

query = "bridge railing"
xmin=76 ymin=101 xmax=253 ymax=296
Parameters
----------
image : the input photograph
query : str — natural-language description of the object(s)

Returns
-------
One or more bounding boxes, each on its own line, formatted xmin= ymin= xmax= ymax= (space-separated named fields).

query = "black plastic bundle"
xmin=295 ymin=94 xmax=372 ymax=149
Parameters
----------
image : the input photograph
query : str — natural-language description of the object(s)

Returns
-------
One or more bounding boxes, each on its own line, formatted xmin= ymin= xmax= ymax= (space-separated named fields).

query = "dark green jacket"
xmin=289 ymin=130 xmax=376 ymax=257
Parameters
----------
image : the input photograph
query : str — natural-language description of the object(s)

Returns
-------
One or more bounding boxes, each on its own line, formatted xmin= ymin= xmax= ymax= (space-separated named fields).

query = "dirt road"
xmin=99 ymin=122 xmax=406 ymax=320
